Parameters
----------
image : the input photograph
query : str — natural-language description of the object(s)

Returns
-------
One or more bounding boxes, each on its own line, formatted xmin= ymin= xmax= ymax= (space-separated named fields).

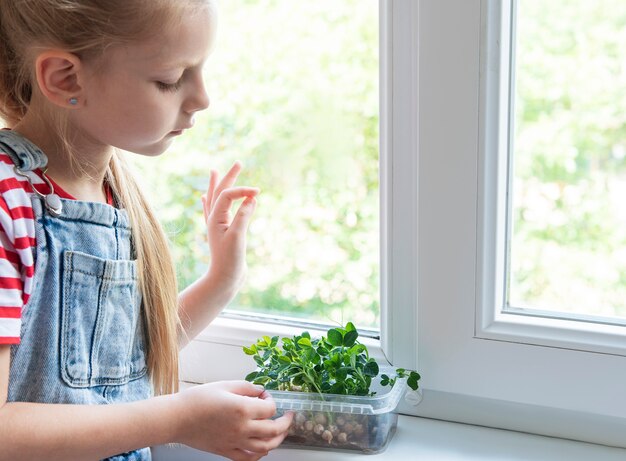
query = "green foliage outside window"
xmin=510 ymin=0 xmax=626 ymax=318
xmin=131 ymin=0 xmax=626 ymax=328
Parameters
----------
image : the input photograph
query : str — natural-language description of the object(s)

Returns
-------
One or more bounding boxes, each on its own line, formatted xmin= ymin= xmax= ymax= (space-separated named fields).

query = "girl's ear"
xmin=34 ymin=51 xmax=84 ymax=108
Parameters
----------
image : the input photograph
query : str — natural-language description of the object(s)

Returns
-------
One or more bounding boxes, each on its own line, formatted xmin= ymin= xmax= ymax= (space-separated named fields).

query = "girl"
xmin=0 ymin=1 xmax=292 ymax=460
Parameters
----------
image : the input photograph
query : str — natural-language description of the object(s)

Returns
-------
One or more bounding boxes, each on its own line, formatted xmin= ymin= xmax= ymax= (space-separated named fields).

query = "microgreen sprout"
xmin=243 ymin=322 xmax=420 ymax=396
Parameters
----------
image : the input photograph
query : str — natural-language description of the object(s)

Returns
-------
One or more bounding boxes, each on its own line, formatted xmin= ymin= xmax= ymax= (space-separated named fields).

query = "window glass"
xmin=507 ymin=0 xmax=626 ymax=322
xmin=134 ymin=0 xmax=380 ymax=329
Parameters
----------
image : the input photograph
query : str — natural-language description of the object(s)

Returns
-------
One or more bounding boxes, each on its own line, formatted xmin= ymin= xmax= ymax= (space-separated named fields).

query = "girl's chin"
xmin=125 ymin=140 xmax=173 ymax=157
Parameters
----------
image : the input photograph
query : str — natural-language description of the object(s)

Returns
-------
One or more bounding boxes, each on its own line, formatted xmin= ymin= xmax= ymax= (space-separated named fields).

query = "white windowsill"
xmin=152 ymin=413 xmax=626 ymax=461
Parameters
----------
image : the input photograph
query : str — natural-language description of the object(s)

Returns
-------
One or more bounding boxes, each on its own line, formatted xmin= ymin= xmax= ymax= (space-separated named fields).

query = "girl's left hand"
xmin=201 ymin=161 xmax=259 ymax=296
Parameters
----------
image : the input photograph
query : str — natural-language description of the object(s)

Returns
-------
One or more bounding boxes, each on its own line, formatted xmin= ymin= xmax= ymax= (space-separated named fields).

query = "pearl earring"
xmin=69 ymin=98 xmax=78 ymax=105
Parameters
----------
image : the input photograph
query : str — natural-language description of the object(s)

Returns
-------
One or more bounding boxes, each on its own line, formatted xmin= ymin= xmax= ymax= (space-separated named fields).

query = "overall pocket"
xmin=61 ymin=251 xmax=147 ymax=387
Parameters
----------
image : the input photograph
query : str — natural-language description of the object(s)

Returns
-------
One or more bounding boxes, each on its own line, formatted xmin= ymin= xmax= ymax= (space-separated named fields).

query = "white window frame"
xmin=180 ymin=0 xmax=626 ymax=449
xmin=407 ymin=0 xmax=626 ymax=448
xmin=475 ymin=0 xmax=626 ymax=357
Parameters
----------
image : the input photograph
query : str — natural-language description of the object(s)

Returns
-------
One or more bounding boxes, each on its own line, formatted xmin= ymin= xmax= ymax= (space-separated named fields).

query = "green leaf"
xmin=336 ymin=367 xmax=350 ymax=380
xmin=327 ymin=328 xmax=343 ymax=347
xmin=348 ymin=344 xmax=366 ymax=355
xmin=253 ymin=375 xmax=271 ymax=385
xmin=407 ymin=371 xmax=421 ymax=391
xmin=242 ymin=345 xmax=257 ymax=355
xmin=330 ymin=382 xmax=346 ymax=394
xmin=343 ymin=330 xmax=358 ymax=347
xmin=292 ymin=374 xmax=305 ymax=386
xmin=302 ymin=348 xmax=317 ymax=363
xmin=316 ymin=345 xmax=330 ymax=356
xmin=363 ymin=360 xmax=379 ymax=377
xmin=253 ymin=356 xmax=265 ymax=367
xmin=244 ymin=371 xmax=259 ymax=382
xmin=297 ymin=337 xmax=312 ymax=347
xmin=345 ymin=322 xmax=356 ymax=332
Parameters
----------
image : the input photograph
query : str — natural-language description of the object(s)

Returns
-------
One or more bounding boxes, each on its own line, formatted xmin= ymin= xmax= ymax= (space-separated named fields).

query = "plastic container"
xmin=269 ymin=368 xmax=410 ymax=454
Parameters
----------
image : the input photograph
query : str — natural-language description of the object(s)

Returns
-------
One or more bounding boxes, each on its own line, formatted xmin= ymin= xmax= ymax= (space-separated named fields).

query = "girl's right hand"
xmin=173 ymin=380 xmax=293 ymax=461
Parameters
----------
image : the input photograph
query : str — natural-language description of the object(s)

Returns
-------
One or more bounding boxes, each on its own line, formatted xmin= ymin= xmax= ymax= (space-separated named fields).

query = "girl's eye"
xmin=156 ymin=79 xmax=183 ymax=92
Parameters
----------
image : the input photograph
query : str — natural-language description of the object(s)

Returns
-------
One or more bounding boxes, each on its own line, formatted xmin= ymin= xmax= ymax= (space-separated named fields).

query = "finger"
xmin=229 ymin=196 xmax=257 ymax=233
xmin=201 ymin=195 xmax=208 ymax=224
xmin=243 ymin=432 xmax=288 ymax=455
xmin=220 ymin=380 xmax=276 ymax=415
xmin=220 ymin=380 xmax=266 ymax=397
xmin=211 ymin=161 xmax=243 ymax=209
xmin=246 ymin=397 xmax=277 ymax=420
xmin=244 ymin=418 xmax=292 ymax=454
xmin=211 ymin=187 xmax=260 ymax=226
xmin=205 ymin=170 xmax=218 ymax=212
xmin=248 ymin=412 xmax=294 ymax=439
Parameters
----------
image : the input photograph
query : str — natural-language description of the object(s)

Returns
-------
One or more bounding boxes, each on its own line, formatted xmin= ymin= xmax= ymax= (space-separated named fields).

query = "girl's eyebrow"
xmin=137 ymin=47 xmax=194 ymax=69
xmin=154 ymin=59 xmax=205 ymax=73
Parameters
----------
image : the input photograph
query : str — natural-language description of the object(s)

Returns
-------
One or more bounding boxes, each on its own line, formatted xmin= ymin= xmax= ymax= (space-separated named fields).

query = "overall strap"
xmin=0 ymin=130 xmax=63 ymax=216
xmin=0 ymin=130 xmax=49 ymax=172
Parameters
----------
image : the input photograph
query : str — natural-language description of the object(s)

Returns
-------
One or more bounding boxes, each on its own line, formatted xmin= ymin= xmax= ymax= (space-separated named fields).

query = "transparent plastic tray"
xmin=269 ymin=367 xmax=408 ymax=454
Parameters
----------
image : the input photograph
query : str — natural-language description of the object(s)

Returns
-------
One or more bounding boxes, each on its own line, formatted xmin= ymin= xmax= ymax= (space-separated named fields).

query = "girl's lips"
xmin=170 ymin=121 xmax=193 ymax=135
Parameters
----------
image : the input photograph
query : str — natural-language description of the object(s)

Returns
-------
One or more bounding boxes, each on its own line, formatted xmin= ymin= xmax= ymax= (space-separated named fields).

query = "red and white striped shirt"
xmin=0 ymin=151 xmax=77 ymax=344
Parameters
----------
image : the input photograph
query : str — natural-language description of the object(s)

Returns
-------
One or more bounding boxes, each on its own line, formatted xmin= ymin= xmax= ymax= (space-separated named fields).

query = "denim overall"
xmin=0 ymin=131 xmax=152 ymax=461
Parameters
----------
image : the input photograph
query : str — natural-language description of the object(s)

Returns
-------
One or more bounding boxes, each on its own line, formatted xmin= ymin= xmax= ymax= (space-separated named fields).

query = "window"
xmin=476 ymin=0 xmax=626 ymax=355
xmin=144 ymin=0 xmax=626 ymax=449
xmin=134 ymin=0 xmax=380 ymax=331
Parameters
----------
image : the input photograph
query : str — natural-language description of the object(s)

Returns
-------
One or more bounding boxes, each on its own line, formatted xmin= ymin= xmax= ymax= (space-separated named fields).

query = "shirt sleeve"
xmin=0 ymin=194 xmax=24 ymax=344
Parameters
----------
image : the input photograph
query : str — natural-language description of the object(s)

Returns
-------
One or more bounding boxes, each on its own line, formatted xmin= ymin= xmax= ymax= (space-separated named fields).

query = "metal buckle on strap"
xmin=13 ymin=166 xmax=63 ymax=217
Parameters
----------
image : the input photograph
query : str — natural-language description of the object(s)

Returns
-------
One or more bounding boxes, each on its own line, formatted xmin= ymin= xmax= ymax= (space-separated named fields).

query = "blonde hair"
xmin=0 ymin=0 xmax=211 ymax=395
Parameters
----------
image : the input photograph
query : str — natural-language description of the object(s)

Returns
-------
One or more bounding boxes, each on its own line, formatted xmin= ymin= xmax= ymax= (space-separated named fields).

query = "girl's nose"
xmin=185 ymin=73 xmax=210 ymax=114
